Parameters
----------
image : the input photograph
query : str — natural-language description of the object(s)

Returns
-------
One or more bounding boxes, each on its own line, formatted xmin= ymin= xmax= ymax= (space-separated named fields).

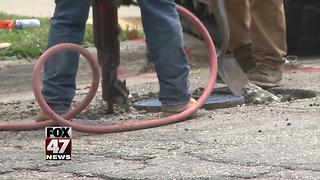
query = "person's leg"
xmin=224 ymin=0 xmax=255 ymax=72
xmin=137 ymin=0 xmax=192 ymax=110
xmin=250 ymin=0 xmax=287 ymax=66
xmin=247 ymin=0 xmax=287 ymax=87
xmin=41 ymin=0 xmax=90 ymax=114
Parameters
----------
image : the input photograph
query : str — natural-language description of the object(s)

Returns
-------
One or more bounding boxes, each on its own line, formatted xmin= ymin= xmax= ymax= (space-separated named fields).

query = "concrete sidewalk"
xmin=0 ymin=0 xmax=142 ymax=29
xmin=0 ymin=0 xmax=141 ymax=18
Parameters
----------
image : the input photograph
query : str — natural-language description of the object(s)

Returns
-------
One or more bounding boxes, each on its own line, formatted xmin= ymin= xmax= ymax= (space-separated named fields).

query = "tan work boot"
xmin=35 ymin=111 xmax=49 ymax=122
xmin=247 ymin=64 xmax=284 ymax=88
xmin=160 ymin=98 xmax=197 ymax=118
xmin=35 ymin=111 xmax=71 ymax=123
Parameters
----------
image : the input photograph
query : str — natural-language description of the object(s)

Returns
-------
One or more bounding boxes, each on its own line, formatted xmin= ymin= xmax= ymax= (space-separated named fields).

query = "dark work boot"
xmin=247 ymin=63 xmax=284 ymax=88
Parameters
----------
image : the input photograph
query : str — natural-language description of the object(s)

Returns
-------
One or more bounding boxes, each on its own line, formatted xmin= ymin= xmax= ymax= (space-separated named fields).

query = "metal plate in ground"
xmin=134 ymin=93 xmax=245 ymax=112
xmin=203 ymin=93 xmax=245 ymax=110
xmin=134 ymin=99 xmax=162 ymax=112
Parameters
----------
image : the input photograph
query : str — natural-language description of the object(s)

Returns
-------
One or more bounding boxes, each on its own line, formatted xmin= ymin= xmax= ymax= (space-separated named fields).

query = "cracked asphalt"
xmin=1 ymin=95 xmax=320 ymax=179
xmin=1 ymin=38 xmax=320 ymax=179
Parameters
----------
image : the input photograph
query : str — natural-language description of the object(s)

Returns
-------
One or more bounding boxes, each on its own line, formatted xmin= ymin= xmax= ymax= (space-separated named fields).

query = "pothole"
xmin=214 ymin=85 xmax=319 ymax=105
xmin=268 ymin=87 xmax=320 ymax=102
xmin=133 ymin=86 xmax=320 ymax=111
xmin=2 ymin=86 xmax=317 ymax=121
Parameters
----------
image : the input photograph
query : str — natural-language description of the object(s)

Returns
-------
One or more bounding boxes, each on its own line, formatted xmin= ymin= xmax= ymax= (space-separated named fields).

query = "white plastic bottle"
xmin=15 ymin=19 xmax=41 ymax=29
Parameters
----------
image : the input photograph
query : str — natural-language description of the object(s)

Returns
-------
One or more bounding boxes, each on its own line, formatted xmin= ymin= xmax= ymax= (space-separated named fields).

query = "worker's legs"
xmin=225 ymin=0 xmax=255 ymax=72
xmin=250 ymin=0 xmax=287 ymax=66
xmin=42 ymin=0 xmax=90 ymax=114
xmin=247 ymin=0 xmax=287 ymax=87
xmin=138 ymin=0 xmax=192 ymax=109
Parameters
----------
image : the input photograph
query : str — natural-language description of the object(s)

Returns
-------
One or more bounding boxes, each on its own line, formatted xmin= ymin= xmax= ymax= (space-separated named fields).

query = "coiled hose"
xmin=0 ymin=5 xmax=217 ymax=133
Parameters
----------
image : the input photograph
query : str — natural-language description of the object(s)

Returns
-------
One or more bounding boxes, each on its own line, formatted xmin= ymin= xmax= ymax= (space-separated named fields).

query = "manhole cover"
xmin=133 ymin=99 xmax=161 ymax=112
xmin=203 ymin=93 xmax=245 ymax=110
xmin=134 ymin=93 xmax=245 ymax=112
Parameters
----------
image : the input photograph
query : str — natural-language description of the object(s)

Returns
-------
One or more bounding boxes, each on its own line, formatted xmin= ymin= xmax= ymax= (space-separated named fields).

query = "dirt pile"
xmin=241 ymin=83 xmax=281 ymax=104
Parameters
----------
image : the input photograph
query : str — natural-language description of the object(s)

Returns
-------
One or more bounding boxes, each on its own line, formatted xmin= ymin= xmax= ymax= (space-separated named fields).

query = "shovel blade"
xmin=218 ymin=55 xmax=249 ymax=96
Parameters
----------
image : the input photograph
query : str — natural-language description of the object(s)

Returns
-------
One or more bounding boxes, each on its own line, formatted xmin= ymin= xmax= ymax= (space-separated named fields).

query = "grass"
xmin=0 ymin=12 xmax=50 ymax=60
xmin=0 ymin=12 xmax=144 ymax=61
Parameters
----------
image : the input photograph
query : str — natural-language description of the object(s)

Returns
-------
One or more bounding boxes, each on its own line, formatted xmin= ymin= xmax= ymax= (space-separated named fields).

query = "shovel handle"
xmin=215 ymin=0 xmax=230 ymax=61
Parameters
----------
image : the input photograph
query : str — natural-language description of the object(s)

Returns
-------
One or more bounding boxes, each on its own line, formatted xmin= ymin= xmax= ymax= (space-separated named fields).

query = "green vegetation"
xmin=0 ymin=12 xmax=50 ymax=60
xmin=119 ymin=27 xmax=145 ymax=41
xmin=0 ymin=12 xmax=144 ymax=61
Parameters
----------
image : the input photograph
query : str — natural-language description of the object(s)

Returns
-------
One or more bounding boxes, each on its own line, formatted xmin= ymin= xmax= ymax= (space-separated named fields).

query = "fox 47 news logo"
xmin=45 ymin=127 xmax=72 ymax=160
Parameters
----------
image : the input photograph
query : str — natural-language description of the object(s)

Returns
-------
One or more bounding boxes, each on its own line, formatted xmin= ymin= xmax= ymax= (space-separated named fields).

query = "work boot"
xmin=161 ymin=98 xmax=197 ymax=118
xmin=35 ymin=111 xmax=71 ymax=123
xmin=247 ymin=63 xmax=284 ymax=88
xmin=35 ymin=111 xmax=49 ymax=122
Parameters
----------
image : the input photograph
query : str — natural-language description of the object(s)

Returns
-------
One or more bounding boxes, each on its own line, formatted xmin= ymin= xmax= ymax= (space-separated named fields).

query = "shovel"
xmin=214 ymin=0 xmax=249 ymax=96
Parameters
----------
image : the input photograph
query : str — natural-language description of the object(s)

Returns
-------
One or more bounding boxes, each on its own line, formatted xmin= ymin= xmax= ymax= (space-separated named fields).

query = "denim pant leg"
xmin=138 ymin=0 xmax=191 ymax=108
xmin=42 ymin=0 xmax=90 ymax=114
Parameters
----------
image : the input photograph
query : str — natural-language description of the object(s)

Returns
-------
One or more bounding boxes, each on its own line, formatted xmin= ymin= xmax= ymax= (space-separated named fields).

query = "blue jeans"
xmin=42 ymin=0 xmax=191 ymax=114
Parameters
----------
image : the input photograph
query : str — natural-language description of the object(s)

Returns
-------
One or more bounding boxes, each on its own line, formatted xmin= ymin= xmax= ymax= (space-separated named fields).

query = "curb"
xmin=0 ymin=59 xmax=34 ymax=69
